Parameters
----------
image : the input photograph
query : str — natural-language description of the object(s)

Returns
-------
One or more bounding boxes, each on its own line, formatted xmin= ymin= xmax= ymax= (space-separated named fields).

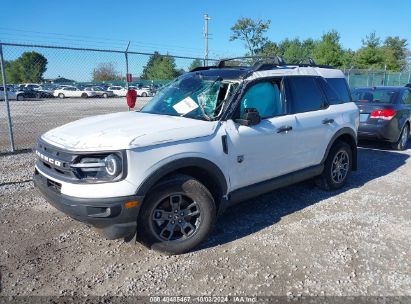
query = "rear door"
xmin=284 ymin=76 xmax=338 ymax=168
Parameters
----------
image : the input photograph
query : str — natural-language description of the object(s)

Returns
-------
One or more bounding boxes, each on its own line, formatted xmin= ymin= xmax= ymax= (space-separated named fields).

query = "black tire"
xmin=137 ymin=174 xmax=216 ymax=255
xmin=58 ymin=93 xmax=65 ymax=99
xmin=102 ymin=93 xmax=108 ymax=98
xmin=392 ymin=124 xmax=409 ymax=151
xmin=16 ymin=94 xmax=24 ymax=101
xmin=315 ymin=141 xmax=352 ymax=191
xmin=81 ymin=93 xmax=88 ymax=98
xmin=142 ymin=92 xmax=148 ymax=97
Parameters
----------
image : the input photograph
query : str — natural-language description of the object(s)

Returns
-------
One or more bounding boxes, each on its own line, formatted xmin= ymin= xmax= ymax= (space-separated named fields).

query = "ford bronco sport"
xmin=34 ymin=57 xmax=359 ymax=254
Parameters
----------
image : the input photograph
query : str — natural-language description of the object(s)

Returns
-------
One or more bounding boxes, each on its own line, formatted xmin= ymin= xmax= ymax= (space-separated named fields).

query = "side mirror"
xmin=235 ymin=108 xmax=261 ymax=126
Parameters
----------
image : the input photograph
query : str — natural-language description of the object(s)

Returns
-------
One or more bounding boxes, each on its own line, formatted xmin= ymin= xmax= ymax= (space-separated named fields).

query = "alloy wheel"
xmin=331 ymin=150 xmax=349 ymax=184
xmin=151 ymin=194 xmax=201 ymax=242
xmin=401 ymin=126 xmax=409 ymax=149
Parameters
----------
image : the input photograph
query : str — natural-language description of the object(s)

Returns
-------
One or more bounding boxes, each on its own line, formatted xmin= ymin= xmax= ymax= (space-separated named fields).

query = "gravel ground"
xmin=0 ymin=97 xmax=150 ymax=153
xmin=0 ymin=142 xmax=410 ymax=297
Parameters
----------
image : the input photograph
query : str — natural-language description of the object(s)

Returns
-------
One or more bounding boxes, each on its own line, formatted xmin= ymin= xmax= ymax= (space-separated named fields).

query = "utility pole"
xmin=203 ymin=14 xmax=210 ymax=66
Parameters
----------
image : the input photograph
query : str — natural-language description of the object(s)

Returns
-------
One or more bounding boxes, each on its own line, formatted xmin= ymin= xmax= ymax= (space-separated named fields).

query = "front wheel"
xmin=137 ymin=175 xmax=216 ymax=255
xmin=141 ymin=92 xmax=148 ymax=97
xmin=58 ymin=93 xmax=65 ymax=99
xmin=316 ymin=141 xmax=352 ymax=191
xmin=392 ymin=124 xmax=409 ymax=151
xmin=16 ymin=94 xmax=24 ymax=101
xmin=102 ymin=93 xmax=108 ymax=98
xmin=81 ymin=93 xmax=88 ymax=98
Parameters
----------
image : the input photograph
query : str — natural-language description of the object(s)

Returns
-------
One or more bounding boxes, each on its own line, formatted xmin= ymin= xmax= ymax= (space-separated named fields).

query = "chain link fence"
xmin=1 ymin=42 xmax=411 ymax=154
xmin=0 ymin=42 xmax=218 ymax=153
xmin=344 ymin=69 xmax=411 ymax=88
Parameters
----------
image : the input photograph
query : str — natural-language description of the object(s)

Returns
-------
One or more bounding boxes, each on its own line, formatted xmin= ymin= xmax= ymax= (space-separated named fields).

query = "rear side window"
xmin=287 ymin=76 xmax=324 ymax=113
xmin=317 ymin=78 xmax=339 ymax=104
xmin=326 ymin=78 xmax=351 ymax=103
xmin=402 ymin=90 xmax=411 ymax=105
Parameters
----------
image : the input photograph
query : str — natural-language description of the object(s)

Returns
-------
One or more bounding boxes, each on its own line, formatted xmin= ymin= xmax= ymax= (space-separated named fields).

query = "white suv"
xmin=34 ymin=57 xmax=359 ymax=254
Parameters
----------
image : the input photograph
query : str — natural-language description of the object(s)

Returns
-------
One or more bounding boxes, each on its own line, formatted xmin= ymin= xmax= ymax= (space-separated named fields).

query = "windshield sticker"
xmin=173 ymin=96 xmax=199 ymax=114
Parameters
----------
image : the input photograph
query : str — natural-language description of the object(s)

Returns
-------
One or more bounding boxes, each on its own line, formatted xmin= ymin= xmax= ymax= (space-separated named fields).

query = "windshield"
xmin=141 ymin=74 xmax=237 ymax=120
xmin=352 ymin=88 xmax=400 ymax=104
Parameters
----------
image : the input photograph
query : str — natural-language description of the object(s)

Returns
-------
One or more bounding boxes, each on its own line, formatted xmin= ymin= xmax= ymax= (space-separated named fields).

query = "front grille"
xmin=35 ymin=139 xmax=79 ymax=182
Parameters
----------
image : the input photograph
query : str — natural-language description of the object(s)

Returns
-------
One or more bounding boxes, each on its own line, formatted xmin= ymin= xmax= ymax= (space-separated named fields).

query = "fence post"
xmin=0 ymin=42 xmax=15 ymax=152
xmin=124 ymin=41 xmax=130 ymax=91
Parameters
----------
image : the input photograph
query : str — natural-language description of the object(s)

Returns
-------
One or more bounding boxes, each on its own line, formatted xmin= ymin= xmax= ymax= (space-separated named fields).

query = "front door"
xmin=224 ymin=79 xmax=299 ymax=191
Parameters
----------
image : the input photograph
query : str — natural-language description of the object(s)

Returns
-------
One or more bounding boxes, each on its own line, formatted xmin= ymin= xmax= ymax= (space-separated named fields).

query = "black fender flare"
xmin=321 ymin=127 xmax=358 ymax=171
xmin=135 ymin=157 xmax=228 ymax=197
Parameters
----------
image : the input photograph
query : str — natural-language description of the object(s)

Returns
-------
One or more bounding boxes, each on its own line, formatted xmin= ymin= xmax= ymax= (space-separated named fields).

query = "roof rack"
xmin=189 ymin=57 xmax=335 ymax=73
xmin=216 ymin=56 xmax=285 ymax=68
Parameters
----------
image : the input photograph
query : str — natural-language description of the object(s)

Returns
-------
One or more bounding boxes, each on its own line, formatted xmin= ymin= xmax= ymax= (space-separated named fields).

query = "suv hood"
xmin=42 ymin=112 xmax=219 ymax=151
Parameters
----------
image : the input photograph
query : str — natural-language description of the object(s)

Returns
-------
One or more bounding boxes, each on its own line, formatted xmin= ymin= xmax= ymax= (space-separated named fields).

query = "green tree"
xmin=229 ymin=18 xmax=271 ymax=56
xmin=283 ymin=38 xmax=315 ymax=63
xmin=257 ymin=38 xmax=317 ymax=63
xmin=341 ymin=49 xmax=356 ymax=69
xmin=141 ymin=52 xmax=179 ymax=80
xmin=4 ymin=51 xmax=47 ymax=83
xmin=312 ymin=30 xmax=344 ymax=67
xmin=189 ymin=58 xmax=203 ymax=71
xmin=354 ymin=32 xmax=385 ymax=69
xmin=92 ymin=62 xmax=121 ymax=81
xmin=382 ymin=36 xmax=408 ymax=71
xmin=256 ymin=41 xmax=280 ymax=57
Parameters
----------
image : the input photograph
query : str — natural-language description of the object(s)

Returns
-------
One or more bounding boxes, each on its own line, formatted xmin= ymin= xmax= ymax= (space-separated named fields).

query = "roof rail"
xmin=189 ymin=57 xmax=335 ymax=73
xmin=216 ymin=56 xmax=285 ymax=68
xmin=288 ymin=58 xmax=335 ymax=69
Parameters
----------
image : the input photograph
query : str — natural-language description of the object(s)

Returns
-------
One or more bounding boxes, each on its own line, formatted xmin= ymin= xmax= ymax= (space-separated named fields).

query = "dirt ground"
xmin=0 ymin=141 xmax=410 ymax=297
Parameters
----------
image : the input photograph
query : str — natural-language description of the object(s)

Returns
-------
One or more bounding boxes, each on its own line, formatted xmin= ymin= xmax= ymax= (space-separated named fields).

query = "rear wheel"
xmin=58 ymin=93 xmax=65 ymax=99
xmin=138 ymin=175 xmax=216 ymax=255
xmin=16 ymin=94 xmax=24 ymax=101
xmin=142 ymin=92 xmax=148 ymax=97
xmin=392 ymin=124 xmax=409 ymax=151
xmin=102 ymin=93 xmax=108 ymax=98
xmin=316 ymin=141 xmax=352 ymax=191
xmin=81 ymin=93 xmax=88 ymax=98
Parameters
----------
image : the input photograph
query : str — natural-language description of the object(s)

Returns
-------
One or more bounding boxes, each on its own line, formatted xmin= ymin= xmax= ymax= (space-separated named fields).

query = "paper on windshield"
xmin=173 ymin=96 xmax=199 ymax=115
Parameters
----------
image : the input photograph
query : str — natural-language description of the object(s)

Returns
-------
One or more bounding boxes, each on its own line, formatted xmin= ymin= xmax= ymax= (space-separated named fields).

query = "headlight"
xmin=105 ymin=154 xmax=121 ymax=176
xmin=71 ymin=153 xmax=125 ymax=182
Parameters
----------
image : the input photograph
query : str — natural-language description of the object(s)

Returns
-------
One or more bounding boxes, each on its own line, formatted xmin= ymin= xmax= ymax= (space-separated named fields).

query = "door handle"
xmin=322 ymin=118 xmax=334 ymax=124
xmin=277 ymin=125 xmax=293 ymax=133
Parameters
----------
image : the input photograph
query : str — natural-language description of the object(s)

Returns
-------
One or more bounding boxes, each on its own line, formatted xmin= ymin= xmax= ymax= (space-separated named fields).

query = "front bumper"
xmin=33 ymin=169 xmax=143 ymax=239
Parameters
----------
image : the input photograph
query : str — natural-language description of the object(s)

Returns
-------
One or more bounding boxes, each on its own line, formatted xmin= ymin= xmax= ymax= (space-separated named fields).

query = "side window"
xmin=239 ymin=80 xmax=284 ymax=119
xmin=287 ymin=76 xmax=324 ymax=114
xmin=402 ymin=90 xmax=411 ymax=105
xmin=325 ymin=78 xmax=352 ymax=103
xmin=317 ymin=78 xmax=339 ymax=104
